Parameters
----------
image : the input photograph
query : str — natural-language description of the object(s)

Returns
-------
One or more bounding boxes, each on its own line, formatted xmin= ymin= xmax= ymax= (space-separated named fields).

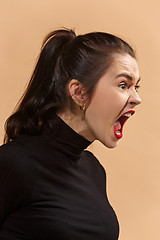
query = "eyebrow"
xmin=116 ymin=73 xmax=141 ymax=84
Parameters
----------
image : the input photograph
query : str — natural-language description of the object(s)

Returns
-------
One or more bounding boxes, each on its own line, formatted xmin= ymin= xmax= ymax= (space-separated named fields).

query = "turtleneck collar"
xmin=44 ymin=115 xmax=92 ymax=157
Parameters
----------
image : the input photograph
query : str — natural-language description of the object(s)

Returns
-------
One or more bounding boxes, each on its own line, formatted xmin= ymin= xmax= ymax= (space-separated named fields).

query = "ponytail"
xmin=4 ymin=29 xmax=76 ymax=143
xmin=4 ymin=28 xmax=135 ymax=143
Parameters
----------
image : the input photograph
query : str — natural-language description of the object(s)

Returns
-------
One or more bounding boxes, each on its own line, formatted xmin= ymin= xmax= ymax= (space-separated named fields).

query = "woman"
xmin=0 ymin=29 xmax=141 ymax=239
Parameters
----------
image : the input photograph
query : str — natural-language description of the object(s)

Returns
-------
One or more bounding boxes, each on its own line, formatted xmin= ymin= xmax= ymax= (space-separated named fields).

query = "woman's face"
xmin=84 ymin=53 xmax=141 ymax=148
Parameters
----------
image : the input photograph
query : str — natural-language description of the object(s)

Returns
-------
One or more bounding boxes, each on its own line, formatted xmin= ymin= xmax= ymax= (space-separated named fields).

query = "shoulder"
xmin=0 ymin=137 xmax=34 ymax=177
xmin=0 ymin=139 xmax=27 ymax=155
xmin=82 ymin=150 xmax=107 ymax=194
xmin=0 ymin=138 xmax=34 ymax=225
xmin=0 ymin=137 xmax=34 ymax=197
xmin=82 ymin=150 xmax=106 ymax=176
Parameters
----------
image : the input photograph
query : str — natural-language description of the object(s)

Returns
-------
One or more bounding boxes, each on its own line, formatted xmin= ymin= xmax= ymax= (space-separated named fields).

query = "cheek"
xmin=91 ymin=90 xmax=122 ymax=120
xmin=90 ymin=88 xmax=113 ymax=113
xmin=85 ymin=92 xmax=114 ymax=138
xmin=86 ymin=88 xmax=118 ymax=124
xmin=85 ymin=85 xmax=129 ymax=138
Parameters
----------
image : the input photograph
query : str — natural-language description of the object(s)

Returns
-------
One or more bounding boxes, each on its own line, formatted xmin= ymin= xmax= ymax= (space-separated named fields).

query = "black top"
xmin=0 ymin=115 xmax=119 ymax=240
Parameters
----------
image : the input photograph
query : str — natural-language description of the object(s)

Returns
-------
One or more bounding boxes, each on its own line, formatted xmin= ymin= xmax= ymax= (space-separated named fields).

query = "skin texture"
xmin=59 ymin=53 xmax=141 ymax=148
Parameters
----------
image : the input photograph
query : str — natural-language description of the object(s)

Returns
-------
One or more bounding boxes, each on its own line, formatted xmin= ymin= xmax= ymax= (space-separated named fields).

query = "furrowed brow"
xmin=116 ymin=73 xmax=141 ymax=83
xmin=116 ymin=73 xmax=133 ymax=81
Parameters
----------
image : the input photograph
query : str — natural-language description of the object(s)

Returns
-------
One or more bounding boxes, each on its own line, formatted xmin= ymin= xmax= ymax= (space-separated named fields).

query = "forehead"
xmin=110 ymin=54 xmax=139 ymax=80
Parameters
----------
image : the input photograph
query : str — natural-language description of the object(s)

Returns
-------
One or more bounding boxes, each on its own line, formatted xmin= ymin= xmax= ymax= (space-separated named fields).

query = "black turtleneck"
xmin=0 ymin=115 xmax=119 ymax=240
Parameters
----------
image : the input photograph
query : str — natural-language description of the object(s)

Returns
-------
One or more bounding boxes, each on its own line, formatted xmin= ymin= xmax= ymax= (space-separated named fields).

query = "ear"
xmin=68 ymin=79 xmax=87 ymax=106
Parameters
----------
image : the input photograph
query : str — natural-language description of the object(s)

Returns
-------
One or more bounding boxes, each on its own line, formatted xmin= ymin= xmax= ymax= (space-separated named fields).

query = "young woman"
xmin=0 ymin=29 xmax=141 ymax=240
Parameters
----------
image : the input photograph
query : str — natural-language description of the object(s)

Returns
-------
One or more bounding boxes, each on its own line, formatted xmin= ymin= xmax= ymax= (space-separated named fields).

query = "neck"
xmin=44 ymin=114 xmax=92 ymax=157
xmin=57 ymin=111 xmax=95 ymax=142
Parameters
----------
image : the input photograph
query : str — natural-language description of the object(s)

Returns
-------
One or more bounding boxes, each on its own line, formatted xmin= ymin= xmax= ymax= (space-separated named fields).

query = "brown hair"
xmin=4 ymin=28 xmax=136 ymax=143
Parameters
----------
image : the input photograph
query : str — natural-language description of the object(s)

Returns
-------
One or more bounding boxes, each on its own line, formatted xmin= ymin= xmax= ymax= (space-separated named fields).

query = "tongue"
xmin=114 ymin=121 xmax=121 ymax=131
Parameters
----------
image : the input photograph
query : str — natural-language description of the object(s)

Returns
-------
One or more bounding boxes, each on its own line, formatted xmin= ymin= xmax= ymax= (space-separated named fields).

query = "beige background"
xmin=0 ymin=0 xmax=159 ymax=239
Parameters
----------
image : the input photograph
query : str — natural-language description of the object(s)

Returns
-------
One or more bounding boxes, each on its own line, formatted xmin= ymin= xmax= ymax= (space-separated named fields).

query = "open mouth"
xmin=114 ymin=110 xmax=135 ymax=139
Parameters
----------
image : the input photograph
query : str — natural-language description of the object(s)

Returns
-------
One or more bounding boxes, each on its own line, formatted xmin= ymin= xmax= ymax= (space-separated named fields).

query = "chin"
xmin=100 ymin=139 xmax=118 ymax=149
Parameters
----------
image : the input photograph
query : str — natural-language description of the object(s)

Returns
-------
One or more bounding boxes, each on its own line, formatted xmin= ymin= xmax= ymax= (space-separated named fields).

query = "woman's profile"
xmin=0 ymin=28 xmax=141 ymax=239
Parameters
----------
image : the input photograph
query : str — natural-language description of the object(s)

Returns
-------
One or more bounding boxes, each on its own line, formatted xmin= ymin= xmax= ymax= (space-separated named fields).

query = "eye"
xmin=134 ymin=85 xmax=140 ymax=92
xmin=118 ymin=82 xmax=127 ymax=90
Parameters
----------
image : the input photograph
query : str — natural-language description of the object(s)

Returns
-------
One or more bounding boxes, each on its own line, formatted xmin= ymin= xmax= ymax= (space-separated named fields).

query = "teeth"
xmin=123 ymin=113 xmax=132 ymax=117
xmin=116 ymin=131 xmax=121 ymax=135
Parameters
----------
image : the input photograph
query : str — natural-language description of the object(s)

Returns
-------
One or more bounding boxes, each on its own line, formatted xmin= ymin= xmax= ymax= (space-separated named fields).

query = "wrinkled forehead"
xmin=110 ymin=53 xmax=139 ymax=80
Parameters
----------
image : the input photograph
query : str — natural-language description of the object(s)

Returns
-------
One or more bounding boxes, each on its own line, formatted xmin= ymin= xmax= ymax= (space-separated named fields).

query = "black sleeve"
xmin=0 ymin=142 xmax=33 ymax=228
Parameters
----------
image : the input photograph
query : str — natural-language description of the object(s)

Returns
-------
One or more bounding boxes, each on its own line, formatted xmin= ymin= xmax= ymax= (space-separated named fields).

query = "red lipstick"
xmin=114 ymin=110 xmax=135 ymax=139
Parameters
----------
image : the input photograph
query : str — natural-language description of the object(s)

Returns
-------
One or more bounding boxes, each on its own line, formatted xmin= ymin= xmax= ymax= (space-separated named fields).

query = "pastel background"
xmin=0 ymin=0 xmax=159 ymax=239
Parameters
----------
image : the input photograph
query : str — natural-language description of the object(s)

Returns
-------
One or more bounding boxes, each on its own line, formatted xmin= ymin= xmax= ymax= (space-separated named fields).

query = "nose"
xmin=128 ymin=89 xmax=141 ymax=107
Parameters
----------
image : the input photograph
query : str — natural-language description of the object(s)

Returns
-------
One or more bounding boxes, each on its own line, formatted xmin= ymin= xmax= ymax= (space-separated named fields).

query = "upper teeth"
xmin=123 ymin=113 xmax=132 ymax=117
